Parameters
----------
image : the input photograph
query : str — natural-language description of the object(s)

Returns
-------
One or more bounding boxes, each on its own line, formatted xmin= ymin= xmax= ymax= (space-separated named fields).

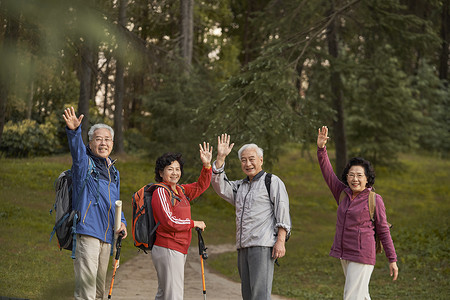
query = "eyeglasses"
xmin=347 ymin=173 xmax=365 ymax=179
xmin=93 ymin=137 xmax=113 ymax=143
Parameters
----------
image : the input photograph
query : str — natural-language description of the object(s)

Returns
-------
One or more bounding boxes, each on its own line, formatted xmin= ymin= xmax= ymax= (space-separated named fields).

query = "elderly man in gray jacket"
xmin=211 ymin=134 xmax=291 ymax=300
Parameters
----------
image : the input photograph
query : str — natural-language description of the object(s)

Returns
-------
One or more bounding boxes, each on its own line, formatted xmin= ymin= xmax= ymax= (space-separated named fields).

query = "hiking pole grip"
xmin=196 ymin=228 xmax=207 ymax=299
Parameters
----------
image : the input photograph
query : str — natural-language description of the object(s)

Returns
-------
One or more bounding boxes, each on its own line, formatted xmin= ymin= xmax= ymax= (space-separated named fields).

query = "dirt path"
xmin=108 ymin=244 xmax=292 ymax=300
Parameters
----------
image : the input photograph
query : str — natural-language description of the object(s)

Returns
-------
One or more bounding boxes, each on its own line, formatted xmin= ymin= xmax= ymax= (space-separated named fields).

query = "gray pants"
xmin=74 ymin=234 xmax=111 ymax=300
xmin=151 ymin=245 xmax=187 ymax=300
xmin=237 ymin=246 xmax=274 ymax=300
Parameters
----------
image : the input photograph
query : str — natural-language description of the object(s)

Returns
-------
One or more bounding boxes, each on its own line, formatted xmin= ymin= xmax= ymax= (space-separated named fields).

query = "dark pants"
xmin=237 ymin=246 xmax=275 ymax=300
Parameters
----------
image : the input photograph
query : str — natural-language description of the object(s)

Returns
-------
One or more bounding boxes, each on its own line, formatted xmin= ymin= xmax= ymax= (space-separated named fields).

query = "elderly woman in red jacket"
xmin=317 ymin=126 xmax=398 ymax=300
xmin=151 ymin=143 xmax=212 ymax=300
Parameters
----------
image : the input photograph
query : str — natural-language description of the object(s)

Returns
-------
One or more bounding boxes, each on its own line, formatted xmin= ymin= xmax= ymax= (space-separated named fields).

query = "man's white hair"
xmin=88 ymin=124 xmax=114 ymax=141
xmin=238 ymin=143 xmax=264 ymax=160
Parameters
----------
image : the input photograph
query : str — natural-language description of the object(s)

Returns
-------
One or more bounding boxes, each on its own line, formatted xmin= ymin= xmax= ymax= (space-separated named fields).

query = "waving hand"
xmin=317 ymin=126 xmax=329 ymax=149
xmin=199 ymin=142 xmax=213 ymax=168
xmin=216 ymin=134 xmax=234 ymax=168
xmin=63 ymin=107 xmax=84 ymax=130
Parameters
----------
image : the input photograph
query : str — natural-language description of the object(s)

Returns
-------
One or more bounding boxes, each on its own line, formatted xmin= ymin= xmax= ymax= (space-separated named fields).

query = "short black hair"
xmin=154 ymin=152 xmax=184 ymax=182
xmin=341 ymin=157 xmax=375 ymax=188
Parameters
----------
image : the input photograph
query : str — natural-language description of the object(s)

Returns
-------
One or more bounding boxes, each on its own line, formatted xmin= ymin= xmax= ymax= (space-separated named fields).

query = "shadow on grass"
xmin=39 ymin=280 xmax=73 ymax=300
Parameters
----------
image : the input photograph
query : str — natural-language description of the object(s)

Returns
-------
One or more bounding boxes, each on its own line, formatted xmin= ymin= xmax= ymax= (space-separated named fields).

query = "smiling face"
xmin=88 ymin=128 xmax=113 ymax=159
xmin=159 ymin=160 xmax=181 ymax=187
xmin=346 ymin=165 xmax=368 ymax=194
xmin=240 ymin=148 xmax=263 ymax=181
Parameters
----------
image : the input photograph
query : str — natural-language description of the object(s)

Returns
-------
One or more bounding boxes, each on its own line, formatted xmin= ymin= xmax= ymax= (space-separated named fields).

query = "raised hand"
xmin=216 ymin=133 xmax=234 ymax=168
xmin=63 ymin=107 xmax=84 ymax=130
xmin=317 ymin=126 xmax=329 ymax=148
xmin=199 ymin=142 xmax=213 ymax=167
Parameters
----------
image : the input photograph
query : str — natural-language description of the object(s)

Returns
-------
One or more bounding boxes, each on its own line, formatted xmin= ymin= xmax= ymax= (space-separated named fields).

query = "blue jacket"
xmin=66 ymin=126 xmax=126 ymax=244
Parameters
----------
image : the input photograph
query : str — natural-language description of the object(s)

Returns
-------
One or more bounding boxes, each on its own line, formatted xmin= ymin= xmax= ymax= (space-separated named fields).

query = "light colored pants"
xmin=237 ymin=246 xmax=275 ymax=300
xmin=74 ymin=234 xmax=111 ymax=300
xmin=341 ymin=259 xmax=374 ymax=300
xmin=151 ymin=245 xmax=187 ymax=300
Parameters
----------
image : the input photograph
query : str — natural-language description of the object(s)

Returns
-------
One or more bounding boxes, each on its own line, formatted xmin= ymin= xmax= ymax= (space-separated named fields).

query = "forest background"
xmin=0 ymin=0 xmax=449 ymax=299
xmin=0 ymin=0 xmax=448 ymax=168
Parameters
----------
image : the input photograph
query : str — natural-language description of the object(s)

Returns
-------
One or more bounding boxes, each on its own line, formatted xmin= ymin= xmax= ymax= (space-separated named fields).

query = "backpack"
xmin=50 ymin=157 xmax=97 ymax=259
xmin=131 ymin=183 xmax=186 ymax=252
xmin=339 ymin=190 xmax=392 ymax=254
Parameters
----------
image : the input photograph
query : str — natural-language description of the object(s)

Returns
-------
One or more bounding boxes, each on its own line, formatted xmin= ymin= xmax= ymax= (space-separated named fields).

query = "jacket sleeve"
xmin=271 ymin=175 xmax=291 ymax=235
xmin=375 ymin=194 xmax=397 ymax=263
xmin=152 ymin=187 xmax=194 ymax=232
xmin=66 ymin=126 xmax=89 ymax=207
xmin=181 ymin=166 xmax=212 ymax=201
xmin=317 ymin=146 xmax=347 ymax=203
xmin=211 ymin=160 xmax=240 ymax=206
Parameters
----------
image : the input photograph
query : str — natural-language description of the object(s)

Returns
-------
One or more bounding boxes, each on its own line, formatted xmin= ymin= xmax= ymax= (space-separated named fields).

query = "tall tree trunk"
xmin=113 ymin=0 xmax=127 ymax=154
xmin=0 ymin=9 xmax=20 ymax=147
xmin=102 ymin=57 xmax=110 ymax=117
xmin=439 ymin=0 xmax=449 ymax=81
xmin=326 ymin=2 xmax=347 ymax=175
xmin=180 ymin=0 xmax=194 ymax=70
xmin=78 ymin=40 xmax=94 ymax=144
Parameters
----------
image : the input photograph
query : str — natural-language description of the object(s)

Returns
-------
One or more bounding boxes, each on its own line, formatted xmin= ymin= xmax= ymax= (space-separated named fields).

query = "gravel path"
xmin=107 ymin=244 xmax=291 ymax=300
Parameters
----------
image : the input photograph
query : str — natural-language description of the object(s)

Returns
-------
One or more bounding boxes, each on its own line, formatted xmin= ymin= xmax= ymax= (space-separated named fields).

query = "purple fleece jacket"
xmin=317 ymin=146 xmax=397 ymax=265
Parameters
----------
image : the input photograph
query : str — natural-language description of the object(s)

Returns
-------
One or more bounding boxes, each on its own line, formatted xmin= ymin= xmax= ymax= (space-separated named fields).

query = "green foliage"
xmin=345 ymin=47 xmax=420 ymax=165
xmin=412 ymin=62 xmax=450 ymax=157
xmin=204 ymin=55 xmax=311 ymax=168
xmin=142 ymin=65 xmax=219 ymax=163
xmin=0 ymin=119 xmax=62 ymax=157
xmin=123 ymin=127 xmax=151 ymax=154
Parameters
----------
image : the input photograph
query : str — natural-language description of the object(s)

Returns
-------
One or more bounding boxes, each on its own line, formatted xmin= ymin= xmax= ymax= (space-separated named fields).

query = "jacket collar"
xmin=243 ymin=170 xmax=265 ymax=183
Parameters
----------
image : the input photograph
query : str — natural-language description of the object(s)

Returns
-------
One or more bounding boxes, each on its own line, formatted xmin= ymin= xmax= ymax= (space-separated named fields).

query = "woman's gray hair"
xmin=238 ymin=143 xmax=264 ymax=160
xmin=88 ymin=124 xmax=114 ymax=141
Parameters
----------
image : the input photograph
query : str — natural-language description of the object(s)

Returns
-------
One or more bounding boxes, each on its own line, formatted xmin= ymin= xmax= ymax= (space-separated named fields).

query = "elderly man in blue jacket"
xmin=63 ymin=107 xmax=127 ymax=300
xmin=211 ymin=134 xmax=291 ymax=300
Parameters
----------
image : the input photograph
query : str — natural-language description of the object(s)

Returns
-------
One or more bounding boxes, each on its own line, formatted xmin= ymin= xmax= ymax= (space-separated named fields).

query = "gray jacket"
xmin=211 ymin=161 xmax=291 ymax=249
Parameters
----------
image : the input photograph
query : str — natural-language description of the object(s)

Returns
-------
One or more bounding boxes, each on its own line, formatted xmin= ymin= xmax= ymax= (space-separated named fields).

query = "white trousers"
xmin=151 ymin=245 xmax=187 ymax=300
xmin=341 ymin=259 xmax=374 ymax=300
xmin=74 ymin=234 xmax=111 ymax=300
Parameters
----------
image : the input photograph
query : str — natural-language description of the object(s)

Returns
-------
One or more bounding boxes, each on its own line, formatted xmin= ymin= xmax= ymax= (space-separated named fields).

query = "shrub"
xmin=0 ymin=120 xmax=62 ymax=157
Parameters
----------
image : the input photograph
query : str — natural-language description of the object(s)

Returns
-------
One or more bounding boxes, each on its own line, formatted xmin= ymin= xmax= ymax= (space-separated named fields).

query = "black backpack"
xmin=131 ymin=183 xmax=187 ymax=252
xmin=50 ymin=157 xmax=97 ymax=259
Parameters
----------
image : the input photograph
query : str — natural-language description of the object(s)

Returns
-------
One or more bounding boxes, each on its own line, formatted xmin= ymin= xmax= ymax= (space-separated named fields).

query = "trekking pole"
xmin=108 ymin=230 xmax=124 ymax=299
xmin=196 ymin=228 xmax=208 ymax=300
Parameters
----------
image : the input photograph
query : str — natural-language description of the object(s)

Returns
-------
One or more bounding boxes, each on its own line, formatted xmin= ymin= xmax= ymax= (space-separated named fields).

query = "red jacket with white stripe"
xmin=152 ymin=166 xmax=212 ymax=254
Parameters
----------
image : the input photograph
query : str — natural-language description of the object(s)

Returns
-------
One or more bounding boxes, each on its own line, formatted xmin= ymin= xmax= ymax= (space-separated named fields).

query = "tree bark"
xmin=438 ymin=0 xmax=449 ymax=81
xmin=180 ymin=0 xmax=194 ymax=69
xmin=113 ymin=0 xmax=127 ymax=154
xmin=78 ymin=41 xmax=94 ymax=144
xmin=326 ymin=2 xmax=347 ymax=175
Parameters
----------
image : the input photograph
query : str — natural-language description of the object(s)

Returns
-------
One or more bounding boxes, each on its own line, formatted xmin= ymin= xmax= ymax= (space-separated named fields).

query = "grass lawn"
xmin=0 ymin=145 xmax=448 ymax=299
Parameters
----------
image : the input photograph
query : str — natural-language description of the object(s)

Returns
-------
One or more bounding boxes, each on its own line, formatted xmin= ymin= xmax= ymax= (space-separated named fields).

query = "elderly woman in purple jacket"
xmin=317 ymin=126 xmax=398 ymax=300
